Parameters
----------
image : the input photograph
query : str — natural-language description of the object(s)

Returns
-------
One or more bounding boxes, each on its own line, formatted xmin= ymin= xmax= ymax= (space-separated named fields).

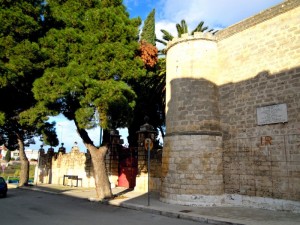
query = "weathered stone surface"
xmin=36 ymin=149 xmax=95 ymax=187
xmin=162 ymin=0 xmax=300 ymax=211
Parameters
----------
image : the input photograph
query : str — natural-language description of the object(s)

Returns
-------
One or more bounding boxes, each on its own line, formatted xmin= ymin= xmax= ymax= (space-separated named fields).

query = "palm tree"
xmin=191 ymin=21 xmax=216 ymax=35
xmin=176 ymin=20 xmax=188 ymax=37
xmin=156 ymin=19 xmax=217 ymax=50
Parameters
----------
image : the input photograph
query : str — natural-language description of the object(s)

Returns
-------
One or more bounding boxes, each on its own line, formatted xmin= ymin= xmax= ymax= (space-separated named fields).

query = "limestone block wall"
xmin=52 ymin=151 xmax=95 ymax=187
xmin=216 ymin=0 xmax=300 ymax=205
xmin=36 ymin=149 xmax=96 ymax=188
xmin=162 ymin=77 xmax=224 ymax=204
xmin=135 ymin=147 xmax=162 ymax=192
xmin=166 ymin=34 xmax=218 ymax=113
xmin=35 ymin=145 xmax=161 ymax=191
xmin=162 ymin=134 xmax=223 ymax=205
xmin=216 ymin=0 xmax=300 ymax=85
xmin=162 ymin=0 xmax=300 ymax=211
xmin=219 ymin=65 xmax=300 ymax=204
xmin=36 ymin=147 xmax=120 ymax=188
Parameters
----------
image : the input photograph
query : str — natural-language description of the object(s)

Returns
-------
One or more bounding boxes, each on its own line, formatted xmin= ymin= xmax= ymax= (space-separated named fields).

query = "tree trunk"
xmin=18 ymin=138 xmax=29 ymax=186
xmin=75 ymin=122 xmax=112 ymax=200
xmin=88 ymin=144 xmax=112 ymax=200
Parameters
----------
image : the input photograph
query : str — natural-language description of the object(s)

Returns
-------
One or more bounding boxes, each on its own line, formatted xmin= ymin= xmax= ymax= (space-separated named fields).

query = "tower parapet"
xmin=166 ymin=32 xmax=217 ymax=53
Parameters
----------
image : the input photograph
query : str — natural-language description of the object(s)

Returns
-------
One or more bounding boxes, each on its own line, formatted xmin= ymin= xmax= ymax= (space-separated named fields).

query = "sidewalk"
xmin=16 ymin=184 xmax=300 ymax=225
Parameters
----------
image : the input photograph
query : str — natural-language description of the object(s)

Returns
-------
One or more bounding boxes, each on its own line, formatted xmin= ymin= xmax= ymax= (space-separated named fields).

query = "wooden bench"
xmin=63 ymin=175 xmax=82 ymax=187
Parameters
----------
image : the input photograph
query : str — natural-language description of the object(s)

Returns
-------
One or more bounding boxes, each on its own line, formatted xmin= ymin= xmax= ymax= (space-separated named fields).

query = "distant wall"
xmin=35 ymin=147 xmax=96 ymax=188
xmin=35 ymin=145 xmax=161 ymax=192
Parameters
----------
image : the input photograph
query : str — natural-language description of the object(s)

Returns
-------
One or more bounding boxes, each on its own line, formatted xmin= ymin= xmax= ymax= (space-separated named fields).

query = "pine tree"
xmin=0 ymin=0 xmax=58 ymax=186
xmin=32 ymin=0 xmax=146 ymax=199
xmin=127 ymin=9 xmax=166 ymax=147
xmin=140 ymin=9 xmax=156 ymax=45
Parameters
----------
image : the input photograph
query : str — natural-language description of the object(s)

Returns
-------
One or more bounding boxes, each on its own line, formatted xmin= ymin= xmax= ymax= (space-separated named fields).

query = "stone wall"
xmin=218 ymin=0 xmax=300 ymax=205
xmin=216 ymin=1 xmax=300 ymax=85
xmin=161 ymin=77 xmax=224 ymax=205
xmin=135 ymin=146 xmax=162 ymax=192
xmin=35 ymin=146 xmax=96 ymax=187
xmin=220 ymin=69 xmax=300 ymax=210
xmin=162 ymin=0 xmax=300 ymax=212
xmin=35 ymin=144 xmax=162 ymax=192
xmin=36 ymin=145 xmax=124 ymax=188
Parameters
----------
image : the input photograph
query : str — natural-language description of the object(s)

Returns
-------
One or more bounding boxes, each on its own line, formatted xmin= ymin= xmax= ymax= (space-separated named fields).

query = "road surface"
xmin=0 ymin=188 xmax=206 ymax=225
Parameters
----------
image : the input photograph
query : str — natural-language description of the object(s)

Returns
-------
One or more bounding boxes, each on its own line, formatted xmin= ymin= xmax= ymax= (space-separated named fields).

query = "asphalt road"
xmin=0 ymin=188 xmax=205 ymax=225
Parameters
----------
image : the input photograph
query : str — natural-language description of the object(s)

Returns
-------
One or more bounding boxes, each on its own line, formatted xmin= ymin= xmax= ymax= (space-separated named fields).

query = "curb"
xmin=19 ymin=186 xmax=244 ymax=225
xmin=18 ymin=186 xmax=60 ymax=195
xmin=104 ymin=199 xmax=244 ymax=225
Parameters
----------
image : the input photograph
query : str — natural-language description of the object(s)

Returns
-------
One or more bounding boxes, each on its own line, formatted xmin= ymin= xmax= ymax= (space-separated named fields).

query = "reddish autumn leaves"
xmin=139 ymin=40 xmax=158 ymax=69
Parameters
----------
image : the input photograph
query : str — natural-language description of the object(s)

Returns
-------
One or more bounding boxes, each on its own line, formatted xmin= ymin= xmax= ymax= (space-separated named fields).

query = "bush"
xmin=2 ymin=164 xmax=35 ymax=181
xmin=5 ymin=150 xmax=11 ymax=162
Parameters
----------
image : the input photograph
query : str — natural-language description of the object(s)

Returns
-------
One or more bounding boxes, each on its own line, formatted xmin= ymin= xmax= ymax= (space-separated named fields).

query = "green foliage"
xmin=0 ymin=112 xmax=5 ymax=126
xmin=0 ymin=0 xmax=59 ymax=185
xmin=140 ymin=9 xmax=156 ymax=45
xmin=1 ymin=163 xmax=35 ymax=181
xmin=191 ymin=21 xmax=208 ymax=34
xmin=176 ymin=20 xmax=188 ymax=37
xmin=32 ymin=0 xmax=145 ymax=146
xmin=41 ymin=122 xmax=59 ymax=146
xmin=159 ymin=29 xmax=174 ymax=43
xmin=0 ymin=0 xmax=58 ymax=150
xmin=5 ymin=150 xmax=11 ymax=162
xmin=127 ymin=10 xmax=166 ymax=146
xmin=127 ymin=64 xmax=166 ymax=146
xmin=14 ymin=168 xmax=20 ymax=177
xmin=157 ymin=19 xmax=216 ymax=49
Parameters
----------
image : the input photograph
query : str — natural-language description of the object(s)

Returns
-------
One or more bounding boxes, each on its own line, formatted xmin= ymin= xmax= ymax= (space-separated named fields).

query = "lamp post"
xmin=137 ymin=116 xmax=156 ymax=206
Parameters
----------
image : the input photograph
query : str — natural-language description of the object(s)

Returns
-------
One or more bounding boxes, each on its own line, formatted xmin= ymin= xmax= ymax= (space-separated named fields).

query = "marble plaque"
xmin=257 ymin=103 xmax=288 ymax=125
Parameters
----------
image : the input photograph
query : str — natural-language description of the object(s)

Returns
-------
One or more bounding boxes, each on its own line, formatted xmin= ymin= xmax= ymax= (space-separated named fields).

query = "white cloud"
xmin=155 ymin=20 xmax=177 ymax=49
xmin=155 ymin=0 xmax=283 ymax=40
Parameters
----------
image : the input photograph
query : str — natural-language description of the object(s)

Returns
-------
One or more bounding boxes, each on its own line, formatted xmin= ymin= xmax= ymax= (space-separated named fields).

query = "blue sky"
xmin=125 ymin=0 xmax=283 ymax=49
xmin=29 ymin=0 xmax=284 ymax=152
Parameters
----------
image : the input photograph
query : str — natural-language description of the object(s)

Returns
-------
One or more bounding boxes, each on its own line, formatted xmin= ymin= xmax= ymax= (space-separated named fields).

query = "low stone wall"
xmin=35 ymin=145 xmax=162 ymax=192
xmin=35 ymin=147 xmax=96 ymax=188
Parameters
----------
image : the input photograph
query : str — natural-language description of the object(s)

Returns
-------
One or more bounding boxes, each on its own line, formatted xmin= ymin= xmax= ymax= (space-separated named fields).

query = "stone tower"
xmin=161 ymin=33 xmax=225 ymax=205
